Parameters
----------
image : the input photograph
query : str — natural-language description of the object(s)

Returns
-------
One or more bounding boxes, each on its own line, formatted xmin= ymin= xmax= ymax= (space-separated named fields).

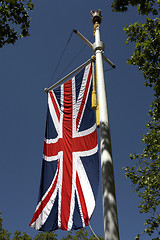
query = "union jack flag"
xmin=29 ymin=63 xmax=99 ymax=231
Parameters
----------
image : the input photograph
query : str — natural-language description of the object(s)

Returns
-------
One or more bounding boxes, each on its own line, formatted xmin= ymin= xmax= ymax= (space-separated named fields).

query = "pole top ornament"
xmin=91 ymin=10 xmax=102 ymax=24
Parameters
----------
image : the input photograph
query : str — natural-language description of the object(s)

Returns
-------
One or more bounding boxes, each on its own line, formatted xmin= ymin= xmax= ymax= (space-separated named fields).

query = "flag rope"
xmin=47 ymin=30 xmax=74 ymax=87
xmin=89 ymin=222 xmax=100 ymax=240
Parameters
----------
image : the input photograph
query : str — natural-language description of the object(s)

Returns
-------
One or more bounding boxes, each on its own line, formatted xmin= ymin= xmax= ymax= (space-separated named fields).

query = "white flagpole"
xmin=91 ymin=10 xmax=120 ymax=240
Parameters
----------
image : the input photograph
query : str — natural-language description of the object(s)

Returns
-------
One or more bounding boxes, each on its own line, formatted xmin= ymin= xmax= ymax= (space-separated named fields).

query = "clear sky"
xmin=0 ymin=0 xmax=154 ymax=239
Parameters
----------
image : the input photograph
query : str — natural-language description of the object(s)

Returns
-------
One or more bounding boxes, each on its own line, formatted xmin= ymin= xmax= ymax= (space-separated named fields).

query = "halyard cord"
xmin=47 ymin=29 xmax=114 ymax=88
xmin=47 ymin=30 xmax=74 ymax=88
xmin=104 ymin=67 xmax=114 ymax=72
xmin=56 ymin=35 xmax=94 ymax=81
xmin=47 ymin=31 xmax=94 ymax=88
xmin=89 ymin=222 xmax=100 ymax=240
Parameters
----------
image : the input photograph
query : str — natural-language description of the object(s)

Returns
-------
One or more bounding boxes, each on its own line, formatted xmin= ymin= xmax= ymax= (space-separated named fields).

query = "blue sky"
xmin=0 ymin=0 xmax=154 ymax=239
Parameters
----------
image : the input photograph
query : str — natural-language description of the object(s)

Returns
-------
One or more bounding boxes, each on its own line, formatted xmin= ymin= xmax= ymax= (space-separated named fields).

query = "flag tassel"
xmin=95 ymin=57 xmax=100 ymax=128
xmin=91 ymin=55 xmax=100 ymax=128
xmin=91 ymin=56 xmax=97 ymax=110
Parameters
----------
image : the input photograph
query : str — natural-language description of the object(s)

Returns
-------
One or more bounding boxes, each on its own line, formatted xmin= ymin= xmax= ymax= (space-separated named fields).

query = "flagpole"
xmin=91 ymin=10 xmax=120 ymax=240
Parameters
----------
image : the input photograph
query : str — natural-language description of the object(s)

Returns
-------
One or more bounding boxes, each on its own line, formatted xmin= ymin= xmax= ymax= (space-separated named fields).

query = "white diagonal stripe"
xmin=76 ymin=154 xmax=95 ymax=218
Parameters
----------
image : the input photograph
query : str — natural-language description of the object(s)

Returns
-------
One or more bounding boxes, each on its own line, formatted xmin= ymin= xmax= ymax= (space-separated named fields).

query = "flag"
xmin=29 ymin=63 xmax=99 ymax=231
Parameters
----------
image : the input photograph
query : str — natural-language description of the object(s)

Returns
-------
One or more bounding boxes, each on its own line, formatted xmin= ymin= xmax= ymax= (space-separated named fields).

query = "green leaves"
xmin=12 ymin=231 xmax=32 ymax=240
xmin=4 ymin=0 xmax=16 ymax=4
xmin=111 ymin=0 xmax=160 ymax=15
xmin=33 ymin=232 xmax=57 ymax=240
xmin=0 ymin=214 xmax=104 ymax=240
xmin=111 ymin=0 xmax=160 ymax=239
xmin=124 ymin=99 xmax=160 ymax=239
xmin=61 ymin=228 xmax=104 ymax=240
xmin=0 ymin=212 xmax=11 ymax=240
xmin=124 ymin=18 xmax=160 ymax=97
xmin=0 ymin=0 xmax=34 ymax=47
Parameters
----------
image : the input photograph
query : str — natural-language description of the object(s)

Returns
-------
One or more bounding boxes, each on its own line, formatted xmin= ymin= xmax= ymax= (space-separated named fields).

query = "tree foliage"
xmin=33 ymin=232 xmax=57 ymax=240
xmin=125 ymin=17 xmax=160 ymax=95
xmin=0 ymin=212 xmax=103 ymax=240
xmin=0 ymin=212 xmax=11 ymax=240
xmin=12 ymin=230 xmax=32 ymax=240
xmin=0 ymin=0 xmax=34 ymax=47
xmin=111 ymin=0 xmax=160 ymax=239
xmin=111 ymin=0 xmax=160 ymax=15
xmin=61 ymin=228 xmax=104 ymax=240
xmin=125 ymin=100 xmax=160 ymax=239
